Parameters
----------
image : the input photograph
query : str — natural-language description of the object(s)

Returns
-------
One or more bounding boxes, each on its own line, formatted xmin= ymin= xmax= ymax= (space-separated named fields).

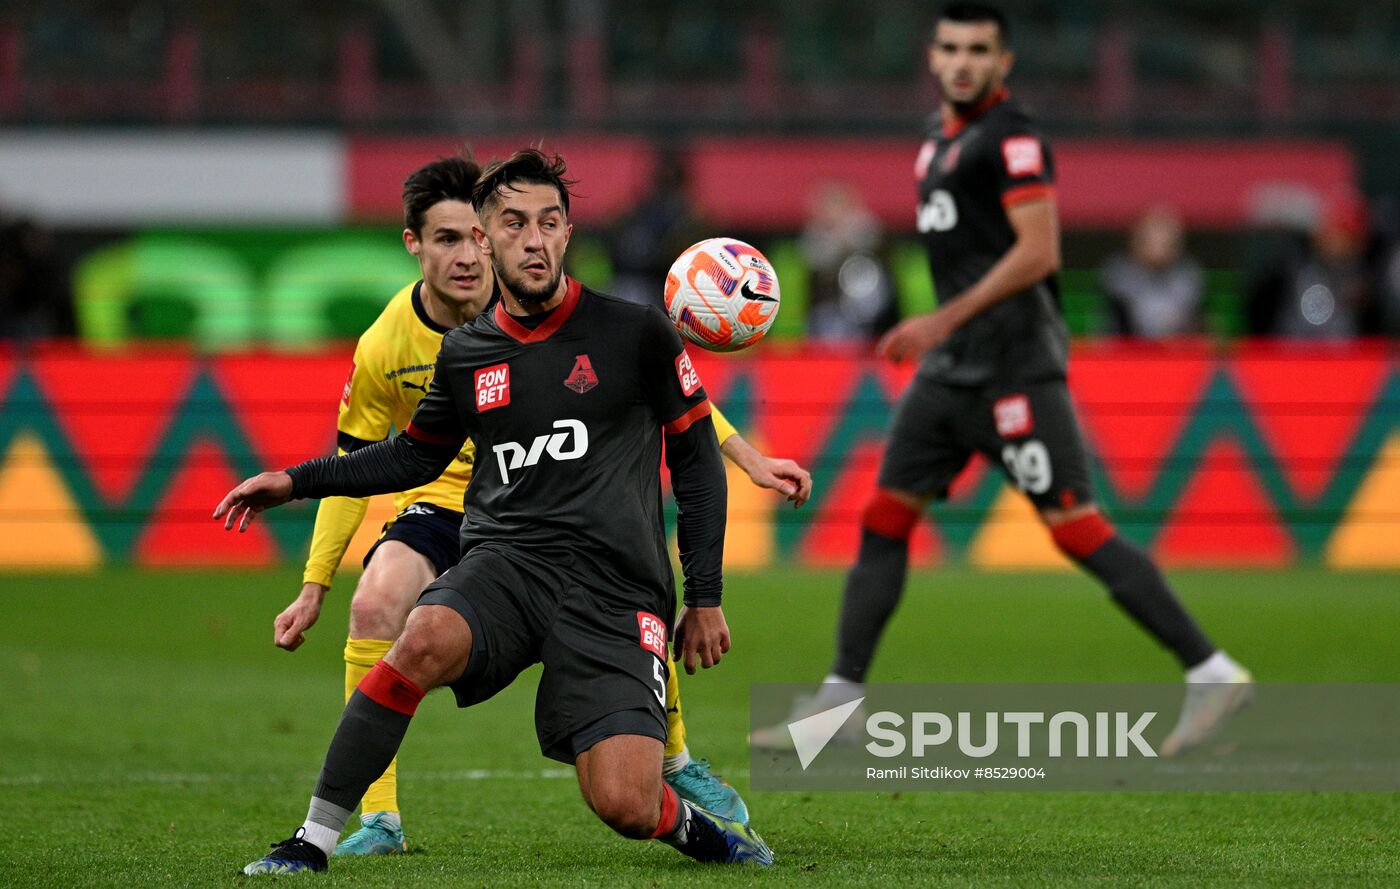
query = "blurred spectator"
xmin=801 ymin=180 xmax=897 ymax=342
xmin=1375 ymin=196 xmax=1400 ymax=336
xmin=0 ymin=206 xmax=75 ymax=340
xmin=606 ymin=149 xmax=708 ymax=306
xmin=1098 ymin=205 xmax=1204 ymax=338
xmin=1246 ymin=190 xmax=1380 ymax=338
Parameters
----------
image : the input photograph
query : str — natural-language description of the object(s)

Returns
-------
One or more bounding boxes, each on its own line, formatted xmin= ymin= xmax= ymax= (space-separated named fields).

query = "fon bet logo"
xmin=475 ymin=363 xmax=511 ymax=411
xmin=1001 ymin=136 xmax=1044 ymax=177
xmin=492 ymin=419 xmax=589 ymax=484
xmin=637 ymin=612 xmax=666 ymax=660
xmin=993 ymin=394 xmax=1033 ymax=437
xmin=675 ymin=350 xmax=701 ymax=396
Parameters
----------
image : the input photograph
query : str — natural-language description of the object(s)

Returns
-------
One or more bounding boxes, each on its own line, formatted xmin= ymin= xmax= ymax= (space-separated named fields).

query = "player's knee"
xmin=862 ymin=488 xmax=921 ymax=542
xmin=349 ymin=589 xmax=394 ymax=637
xmin=349 ymin=573 xmax=416 ymax=639
xmin=588 ymin=782 xmax=657 ymax=839
xmin=1047 ymin=508 xmax=1115 ymax=559
xmin=385 ymin=607 xmax=471 ymax=689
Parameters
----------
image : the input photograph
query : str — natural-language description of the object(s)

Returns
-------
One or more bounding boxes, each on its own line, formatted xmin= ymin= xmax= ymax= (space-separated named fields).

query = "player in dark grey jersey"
xmin=218 ymin=149 xmax=772 ymax=873
xmin=752 ymin=2 xmax=1252 ymax=756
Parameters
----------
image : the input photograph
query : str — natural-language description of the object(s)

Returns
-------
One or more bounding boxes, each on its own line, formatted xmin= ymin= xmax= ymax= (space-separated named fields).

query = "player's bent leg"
xmin=337 ymin=542 xmax=437 ymax=857
xmin=661 ymin=653 xmax=686 ymax=766
xmin=1041 ymin=505 xmax=1253 ymax=755
xmin=577 ymin=732 xmax=772 ymax=866
xmin=243 ymin=606 xmax=472 ymax=876
xmin=349 ymin=540 xmax=437 ymax=639
xmin=660 ymin=654 xmax=750 ymax=824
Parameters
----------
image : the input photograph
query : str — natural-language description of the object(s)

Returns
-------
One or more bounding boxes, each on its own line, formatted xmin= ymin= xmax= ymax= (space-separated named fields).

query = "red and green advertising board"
xmin=0 ymin=341 xmax=1395 ymax=571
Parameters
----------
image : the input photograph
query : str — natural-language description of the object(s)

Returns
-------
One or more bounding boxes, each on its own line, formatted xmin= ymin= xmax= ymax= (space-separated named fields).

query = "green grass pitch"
xmin=3 ymin=567 xmax=1398 ymax=887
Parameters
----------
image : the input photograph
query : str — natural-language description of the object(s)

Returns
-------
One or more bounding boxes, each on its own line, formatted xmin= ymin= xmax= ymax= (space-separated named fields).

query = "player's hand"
xmin=745 ymin=455 xmax=813 ymax=507
xmin=721 ymin=435 xmax=813 ymax=508
xmin=673 ymin=605 xmax=731 ymax=674
xmin=274 ymin=582 xmax=327 ymax=651
xmin=213 ymin=470 xmax=294 ymax=532
xmin=877 ymin=307 xmax=960 ymax=363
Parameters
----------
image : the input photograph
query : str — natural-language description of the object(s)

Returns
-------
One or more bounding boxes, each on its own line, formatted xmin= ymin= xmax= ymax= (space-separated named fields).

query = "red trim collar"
xmin=942 ymin=86 xmax=1010 ymax=138
xmin=494 ymin=277 xmax=582 ymax=344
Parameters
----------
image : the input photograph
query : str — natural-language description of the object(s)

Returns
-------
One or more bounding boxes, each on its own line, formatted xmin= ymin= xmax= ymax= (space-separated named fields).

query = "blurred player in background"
xmin=753 ymin=2 xmax=1251 ymax=756
xmin=222 ymin=148 xmax=776 ymax=873
xmin=278 ymin=154 xmax=810 ymax=857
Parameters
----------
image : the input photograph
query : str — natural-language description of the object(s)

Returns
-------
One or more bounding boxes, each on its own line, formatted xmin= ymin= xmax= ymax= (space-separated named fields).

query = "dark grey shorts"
xmin=878 ymin=377 xmax=1096 ymax=511
xmin=416 ymin=545 xmax=669 ymax=764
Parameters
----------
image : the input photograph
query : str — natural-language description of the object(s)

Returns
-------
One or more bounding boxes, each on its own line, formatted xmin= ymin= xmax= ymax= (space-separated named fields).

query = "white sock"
xmin=1186 ymin=651 xmax=1243 ymax=684
xmin=662 ymin=746 xmax=691 ymax=777
xmin=298 ymin=821 xmax=340 ymax=858
xmin=814 ymin=673 xmax=866 ymax=708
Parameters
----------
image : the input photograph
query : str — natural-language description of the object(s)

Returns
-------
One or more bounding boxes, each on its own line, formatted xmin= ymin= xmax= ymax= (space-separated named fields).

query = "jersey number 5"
xmin=651 ymin=658 xmax=667 ymax=708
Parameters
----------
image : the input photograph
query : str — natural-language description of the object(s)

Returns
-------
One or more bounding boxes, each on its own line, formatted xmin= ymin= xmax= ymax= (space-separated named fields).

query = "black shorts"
xmin=416 ymin=545 xmax=671 ymax=764
xmin=363 ymin=503 xmax=463 ymax=577
xmin=878 ymin=377 xmax=1095 ymax=511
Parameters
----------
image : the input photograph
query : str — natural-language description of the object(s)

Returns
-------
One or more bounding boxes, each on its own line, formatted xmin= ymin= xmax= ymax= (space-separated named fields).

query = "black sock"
xmin=1076 ymin=535 xmax=1215 ymax=668
xmin=832 ymin=528 xmax=910 ymax=683
xmin=312 ymin=689 xmax=414 ymax=813
xmin=659 ymin=799 xmax=731 ymax=863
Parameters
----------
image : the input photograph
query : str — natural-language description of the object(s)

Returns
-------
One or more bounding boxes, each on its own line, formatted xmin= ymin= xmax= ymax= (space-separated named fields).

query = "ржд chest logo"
xmin=475 ymin=363 xmax=510 ymax=411
xmin=493 ymin=419 xmax=589 ymax=484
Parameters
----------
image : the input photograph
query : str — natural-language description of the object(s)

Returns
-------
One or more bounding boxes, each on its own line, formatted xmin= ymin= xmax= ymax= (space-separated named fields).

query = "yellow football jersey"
xmin=302 ymin=281 xmax=474 ymax=587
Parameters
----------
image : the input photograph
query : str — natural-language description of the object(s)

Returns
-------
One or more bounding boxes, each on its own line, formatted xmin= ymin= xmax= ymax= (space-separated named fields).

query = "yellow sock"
xmin=345 ymin=637 xmax=399 ymax=816
xmin=663 ymin=653 xmax=687 ymax=758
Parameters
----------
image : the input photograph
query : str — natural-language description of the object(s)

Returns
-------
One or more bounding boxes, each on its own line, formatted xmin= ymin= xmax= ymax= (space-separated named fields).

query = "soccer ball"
xmin=664 ymin=238 xmax=780 ymax=352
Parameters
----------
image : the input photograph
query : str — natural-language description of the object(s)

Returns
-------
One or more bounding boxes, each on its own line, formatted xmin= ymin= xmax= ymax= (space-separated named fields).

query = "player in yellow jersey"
xmin=271 ymin=155 xmax=812 ymax=857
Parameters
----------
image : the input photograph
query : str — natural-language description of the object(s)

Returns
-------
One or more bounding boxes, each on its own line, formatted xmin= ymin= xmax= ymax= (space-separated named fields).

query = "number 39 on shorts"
xmin=1001 ymin=440 xmax=1052 ymax=495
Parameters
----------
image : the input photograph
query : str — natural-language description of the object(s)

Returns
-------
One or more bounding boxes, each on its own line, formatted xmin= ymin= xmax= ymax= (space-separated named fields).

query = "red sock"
xmin=357 ymin=661 xmax=425 ymax=716
xmin=649 ymin=783 xmax=683 ymax=839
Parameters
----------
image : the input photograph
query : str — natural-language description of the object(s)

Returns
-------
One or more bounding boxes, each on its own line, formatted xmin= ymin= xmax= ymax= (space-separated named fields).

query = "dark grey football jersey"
xmin=404 ymin=277 xmax=716 ymax=606
xmin=914 ymin=91 xmax=1069 ymax=385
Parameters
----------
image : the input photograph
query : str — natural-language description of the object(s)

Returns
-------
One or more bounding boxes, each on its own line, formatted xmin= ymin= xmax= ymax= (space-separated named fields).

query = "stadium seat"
xmin=264 ymin=237 xmax=419 ymax=346
xmin=73 ymin=236 xmax=258 ymax=350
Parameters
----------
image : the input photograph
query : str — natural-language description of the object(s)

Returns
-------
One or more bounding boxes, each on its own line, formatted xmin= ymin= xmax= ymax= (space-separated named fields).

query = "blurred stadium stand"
xmin=0 ymin=1 xmax=1397 ymax=345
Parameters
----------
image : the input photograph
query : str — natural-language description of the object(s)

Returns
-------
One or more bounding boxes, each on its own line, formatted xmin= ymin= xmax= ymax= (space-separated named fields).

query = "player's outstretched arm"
xmin=214 ymin=470 xmax=294 ymax=532
xmin=214 ymin=432 xmax=460 ymax=532
xmin=720 ymin=434 xmax=813 ymax=508
xmin=673 ymin=604 xmax=731 ymax=675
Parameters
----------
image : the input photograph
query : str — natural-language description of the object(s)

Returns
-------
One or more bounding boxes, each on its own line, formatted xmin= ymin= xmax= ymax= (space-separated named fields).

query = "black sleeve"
xmin=666 ymin=415 xmax=727 ymax=607
xmin=639 ymin=307 xmax=727 ymax=607
xmin=289 ymin=336 xmax=472 ymax=499
xmin=287 ymin=433 xmax=459 ymax=500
